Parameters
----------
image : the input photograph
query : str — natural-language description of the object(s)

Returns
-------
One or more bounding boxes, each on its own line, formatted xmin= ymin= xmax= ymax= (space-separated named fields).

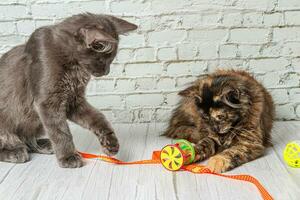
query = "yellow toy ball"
xmin=283 ymin=141 xmax=300 ymax=168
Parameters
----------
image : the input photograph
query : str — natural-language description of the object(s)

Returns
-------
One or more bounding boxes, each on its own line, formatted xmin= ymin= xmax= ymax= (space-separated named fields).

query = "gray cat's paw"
xmin=99 ymin=132 xmax=119 ymax=156
xmin=36 ymin=138 xmax=54 ymax=154
xmin=58 ymin=152 xmax=84 ymax=168
xmin=0 ymin=147 xmax=30 ymax=163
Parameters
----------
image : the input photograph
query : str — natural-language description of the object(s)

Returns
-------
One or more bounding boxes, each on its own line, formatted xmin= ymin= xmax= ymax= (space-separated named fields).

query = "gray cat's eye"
xmin=90 ymin=41 xmax=113 ymax=53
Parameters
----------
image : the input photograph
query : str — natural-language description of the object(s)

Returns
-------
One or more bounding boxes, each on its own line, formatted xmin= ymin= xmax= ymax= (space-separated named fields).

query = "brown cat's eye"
xmin=90 ymin=41 xmax=113 ymax=53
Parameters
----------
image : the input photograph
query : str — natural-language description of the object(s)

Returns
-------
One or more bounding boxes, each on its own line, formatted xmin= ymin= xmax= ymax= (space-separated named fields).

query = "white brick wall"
xmin=0 ymin=0 xmax=299 ymax=122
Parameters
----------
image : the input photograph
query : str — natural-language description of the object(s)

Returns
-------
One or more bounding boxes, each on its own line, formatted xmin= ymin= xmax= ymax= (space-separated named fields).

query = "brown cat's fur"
xmin=0 ymin=13 xmax=137 ymax=168
xmin=164 ymin=70 xmax=274 ymax=173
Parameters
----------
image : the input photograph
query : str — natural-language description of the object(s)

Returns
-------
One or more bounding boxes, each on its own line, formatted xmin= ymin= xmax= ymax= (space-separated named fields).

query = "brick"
xmin=181 ymin=14 xmax=204 ymax=28
xmin=114 ymin=110 xmax=134 ymax=123
xmin=176 ymin=76 xmax=198 ymax=88
xmin=134 ymin=48 xmax=155 ymax=62
xmin=177 ymin=43 xmax=198 ymax=60
xmin=16 ymin=20 xmax=35 ymax=36
xmin=263 ymin=13 xmax=284 ymax=26
xmin=87 ymin=95 xmax=123 ymax=109
xmin=276 ymin=104 xmax=296 ymax=120
xmin=270 ymin=89 xmax=289 ymax=104
xmin=0 ymin=22 xmax=16 ymax=35
xmin=289 ymin=88 xmax=300 ymax=103
xmin=296 ymin=105 xmax=300 ymax=118
xmin=0 ymin=5 xmax=28 ymax=19
xmin=165 ymin=93 xmax=180 ymax=106
xmin=249 ymin=58 xmax=290 ymax=72
xmin=243 ymin=12 xmax=263 ymax=27
xmin=273 ymin=27 xmax=300 ymax=42
xmin=119 ymin=33 xmax=144 ymax=48
xmin=115 ymin=49 xmax=134 ymax=63
xmin=235 ymin=0 xmax=276 ymax=11
xmin=150 ymin=0 xmax=191 ymax=13
xmin=157 ymin=47 xmax=177 ymax=61
xmin=278 ymin=0 xmax=300 ymax=9
xmin=198 ymin=43 xmax=218 ymax=59
xmin=157 ymin=78 xmax=176 ymax=90
xmin=258 ymin=72 xmax=299 ymax=88
xmin=260 ymin=43 xmax=282 ymax=57
xmin=110 ymin=1 xmax=150 ymax=14
xmin=106 ymin=64 xmax=124 ymax=77
xmin=230 ymin=28 xmax=269 ymax=44
xmin=188 ymin=29 xmax=227 ymax=43
xmin=155 ymin=108 xmax=172 ymax=122
xmin=125 ymin=63 xmax=163 ymax=76
xmin=134 ymin=109 xmax=155 ymax=123
xmin=167 ymin=61 xmax=207 ymax=76
xmin=222 ymin=13 xmax=243 ymax=27
xmin=238 ymin=45 xmax=260 ymax=58
xmin=219 ymin=44 xmax=238 ymax=58
xmin=126 ymin=94 xmax=164 ymax=107
xmin=148 ymin=30 xmax=186 ymax=46
xmin=115 ymin=79 xmax=136 ymax=92
xmin=281 ymin=42 xmax=300 ymax=57
xmin=135 ymin=78 xmax=156 ymax=90
xmin=285 ymin=11 xmax=300 ymax=26
xmin=93 ymin=79 xmax=115 ymax=93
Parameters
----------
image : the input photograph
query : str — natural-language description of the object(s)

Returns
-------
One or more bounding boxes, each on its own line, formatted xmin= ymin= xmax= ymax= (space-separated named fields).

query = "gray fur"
xmin=0 ymin=13 xmax=137 ymax=168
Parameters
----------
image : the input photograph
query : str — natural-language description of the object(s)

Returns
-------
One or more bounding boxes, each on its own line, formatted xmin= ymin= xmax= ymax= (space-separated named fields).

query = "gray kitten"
xmin=0 ymin=13 xmax=137 ymax=168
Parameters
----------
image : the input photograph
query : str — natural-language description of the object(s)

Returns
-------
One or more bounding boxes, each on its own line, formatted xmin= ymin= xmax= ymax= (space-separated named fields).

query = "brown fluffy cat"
xmin=0 ymin=13 xmax=137 ymax=168
xmin=164 ymin=70 xmax=274 ymax=173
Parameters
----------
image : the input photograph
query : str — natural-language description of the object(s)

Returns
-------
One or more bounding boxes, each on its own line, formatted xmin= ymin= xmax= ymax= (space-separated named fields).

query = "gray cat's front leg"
xmin=67 ymin=100 xmax=119 ymax=155
xmin=36 ymin=102 xmax=83 ymax=168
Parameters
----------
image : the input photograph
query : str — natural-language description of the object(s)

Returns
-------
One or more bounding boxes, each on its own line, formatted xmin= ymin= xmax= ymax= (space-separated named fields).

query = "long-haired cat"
xmin=164 ymin=70 xmax=274 ymax=173
xmin=0 ymin=13 xmax=137 ymax=168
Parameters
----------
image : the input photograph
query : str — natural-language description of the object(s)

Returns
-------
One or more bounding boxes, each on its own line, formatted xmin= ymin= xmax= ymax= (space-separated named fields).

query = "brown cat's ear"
xmin=178 ymin=85 xmax=199 ymax=97
xmin=79 ymin=28 xmax=117 ymax=46
xmin=222 ymin=87 xmax=241 ymax=108
xmin=107 ymin=16 xmax=138 ymax=34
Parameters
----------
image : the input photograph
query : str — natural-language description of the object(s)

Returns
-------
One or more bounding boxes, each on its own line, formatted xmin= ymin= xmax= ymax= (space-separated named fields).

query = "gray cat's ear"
xmin=79 ymin=28 xmax=117 ymax=47
xmin=107 ymin=16 xmax=137 ymax=34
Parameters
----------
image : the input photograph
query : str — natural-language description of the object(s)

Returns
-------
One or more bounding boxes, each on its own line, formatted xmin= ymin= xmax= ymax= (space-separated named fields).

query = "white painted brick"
xmin=115 ymin=79 xmax=136 ymax=92
xmin=222 ymin=13 xmax=243 ymax=27
xmin=249 ymin=58 xmax=290 ymax=73
xmin=281 ymin=42 xmax=300 ymax=57
xmin=134 ymin=109 xmax=155 ymax=123
xmin=219 ymin=44 xmax=238 ymax=58
xmin=188 ymin=29 xmax=227 ymax=43
xmin=106 ymin=64 xmax=124 ymax=77
xmin=273 ymin=27 xmax=300 ymax=42
xmin=35 ymin=20 xmax=54 ymax=28
xmin=110 ymin=1 xmax=150 ymax=14
xmin=167 ymin=61 xmax=207 ymax=76
xmin=115 ymin=49 xmax=134 ymax=63
xmin=157 ymin=78 xmax=176 ymax=90
xmin=114 ymin=110 xmax=134 ymax=123
xmin=150 ymin=0 xmax=191 ymax=13
xmin=135 ymin=78 xmax=156 ymax=90
xmin=243 ymin=13 xmax=263 ymax=27
xmin=214 ymin=59 xmax=247 ymax=71
xmin=119 ymin=33 xmax=144 ymax=48
xmin=0 ymin=5 xmax=28 ymax=19
xmin=155 ymin=108 xmax=172 ymax=122
xmin=93 ymin=79 xmax=115 ymax=93
xmin=125 ymin=63 xmax=162 ymax=76
xmin=134 ymin=48 xmax=155 ymax=62
xmin=238 ymin=45 xmax=261 ymax=58
xmin=177 ymin=43 xmax=198 ymax=60
xmin=289 ymin=88 xmax=300 ymax=103
xmin=230 ymin=28 xmax=269 ymax=44
xmin=258 ymin=72 xmax=299 ymax=88
xmin=0 ymin=35 xmax=25 ymax=46
xmin=157 ymin=47 xmax=177 ymax=61
xmin=276 ymin=104 xmax=296 ymax=120
xmin=181 ymin=14 xmax=203 ymax=28
xmin=278 ymin=0 xmax=300 ymax=9
xmin=0 ymin=22 xmax=16 ymax=35
xmin=165 ymin=93 xmax=180 ymax=106
xmin=198 ymin=43 xmax=218 ymax=59
xmin=148 ymin=30 xmax=186 ymax=46
xmin=285 ymin=11 xmax=300 ymax=26
xmin=260 ymin=43 xmax=282 ymax=57
xmin=176 ymin=76 xmax=198 ymax=88
xmin=235 ymin=0 xmax=276 ymax=11
xmin=270 ymin=89 xmax=289 ymax=104
xmin=126 ymin=94 xmax=164 ymax=107
xmin=263 ymin=13 xmax=284 ymax=26
xmin=87 ymin=95 xmax=123 ymax=109
xmin=16 ymin=20 xmax=35 ymax=36
xmin=296 ymin=105 xmax=300 ymax=118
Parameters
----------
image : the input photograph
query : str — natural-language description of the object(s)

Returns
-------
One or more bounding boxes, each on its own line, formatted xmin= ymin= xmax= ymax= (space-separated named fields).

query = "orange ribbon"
xmin=79 ymin=151 xmax=273 ymax=200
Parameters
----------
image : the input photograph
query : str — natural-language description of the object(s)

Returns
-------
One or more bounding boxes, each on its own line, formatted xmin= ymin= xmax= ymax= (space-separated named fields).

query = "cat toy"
xmin=160 ymin=139 xmax=195 ymax=171
xmin=283 ymin=141 xmax=300 ymax=168
xmin=79 ymin=139 xmax=273 ymax=200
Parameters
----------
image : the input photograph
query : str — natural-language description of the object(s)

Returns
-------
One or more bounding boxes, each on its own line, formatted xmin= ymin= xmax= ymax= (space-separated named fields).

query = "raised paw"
xmin=99 ymin=132 xmax=119 ymax=156
xmin=58 ymin=152 xmax=84 ymax=168
xmin=0 ymin=147 xmax=30 ymax=163
xmin=207 ymin=155 xmax=231 ymax=173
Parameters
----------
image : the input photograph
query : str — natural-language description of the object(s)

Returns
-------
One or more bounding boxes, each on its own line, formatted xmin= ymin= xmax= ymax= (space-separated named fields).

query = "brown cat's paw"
xmin=58 ymin=152 xmax=84 ymax=168
xmin=207 ymin=155 xmax=230 ymax=173
xmin=99 ymin=132 xmax=119 ymax=156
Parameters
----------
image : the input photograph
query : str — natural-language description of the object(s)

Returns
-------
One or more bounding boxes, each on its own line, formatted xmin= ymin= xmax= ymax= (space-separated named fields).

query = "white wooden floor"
xmin=0 ymin=121 xmax=299 ymax=200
